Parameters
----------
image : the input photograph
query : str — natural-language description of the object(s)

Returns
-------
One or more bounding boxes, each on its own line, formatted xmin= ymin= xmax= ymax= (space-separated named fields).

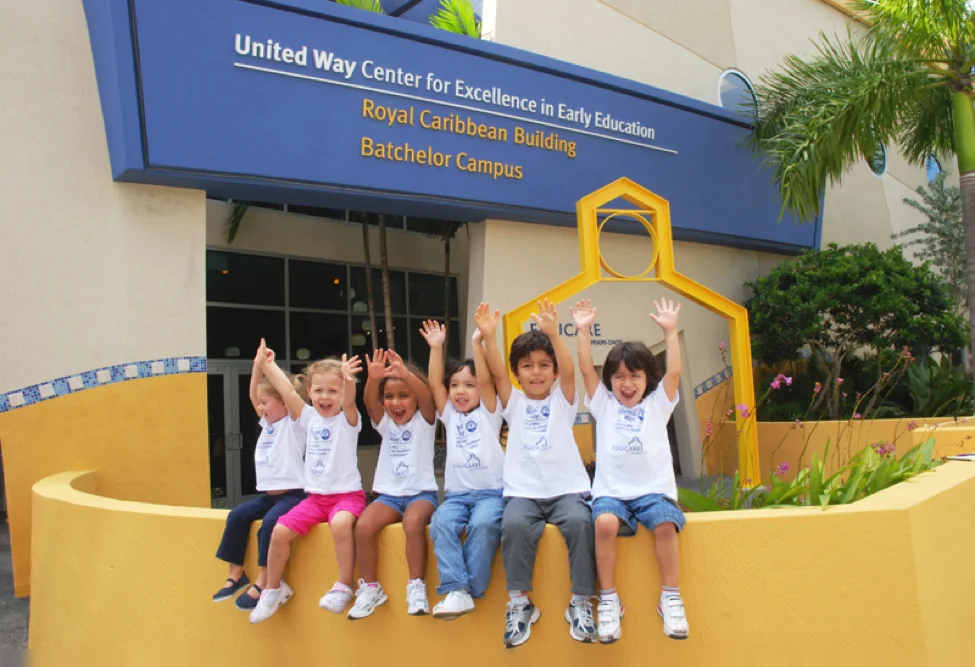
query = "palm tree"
xmin=747 ymin=0 xmax=975 ymax=376
xmin=441 ymin=220 xmax=465 ymax=344
xmin=429 ymin=0 xmax=481 ymax=37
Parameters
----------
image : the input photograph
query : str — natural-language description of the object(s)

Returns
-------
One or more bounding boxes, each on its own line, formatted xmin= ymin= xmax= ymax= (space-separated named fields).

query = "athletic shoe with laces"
xmin=248 ymin=582 xmax=293 ymax=624
xmin=348 ymin=579 xmax=388 ymax=620
xmin=319 ymin=584 xmax=354 ymax=614
xmin=503 ymin=602 xmax=540 ymax=648
xmin=564 ymin=598 xmax=597 ymax=643
xmin=657 ymin=595 xmax=689 ymax=639
xmin=596 ymin=597 xmax=624 ymax=644
xmin=433 ymin=590 xmax=475 ymax=620
xmin=406 ymin=579 xmax=430 ymax=616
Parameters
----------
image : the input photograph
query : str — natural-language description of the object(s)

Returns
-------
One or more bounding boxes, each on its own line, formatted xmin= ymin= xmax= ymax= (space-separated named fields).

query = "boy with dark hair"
xmin=475 ymin=300 xmax=596 ymax=648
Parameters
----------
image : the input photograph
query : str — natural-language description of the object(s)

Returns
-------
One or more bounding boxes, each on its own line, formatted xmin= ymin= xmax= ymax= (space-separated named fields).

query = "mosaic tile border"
xmin=0 ymin=356 xmax=207 ymax=414
xmin=693 ymin=367 xmax=733 ymax=399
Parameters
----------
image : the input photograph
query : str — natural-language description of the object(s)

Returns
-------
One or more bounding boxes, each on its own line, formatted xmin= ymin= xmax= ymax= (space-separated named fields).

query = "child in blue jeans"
xmin=573 ymin=298 xmax=688 ymax=644
xmin=420 ymin=311 xmax=505 ymax=620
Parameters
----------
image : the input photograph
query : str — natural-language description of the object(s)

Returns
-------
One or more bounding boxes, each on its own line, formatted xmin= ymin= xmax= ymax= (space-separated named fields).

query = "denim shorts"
xmin=592 ymin=493 xmax=686 ymax=536
xmin=374 ymin=490 xmax=439 ymax=515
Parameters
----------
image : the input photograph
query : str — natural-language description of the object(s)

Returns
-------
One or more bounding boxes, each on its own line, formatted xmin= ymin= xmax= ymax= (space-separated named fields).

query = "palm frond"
xmin=225 ymin=202 xmax=251 ymax=243
xmin=334 ymin=0 xmax=385 ymax=14
xmin=851 ymin=0 xmax=975 ymax=67
xmin=747 ymin=28 xmax=942 ymax=221
xmin=898 ymin=82 xmax=955 ymax=163
xmin=429 ymin=0 xmax=480 ymax=38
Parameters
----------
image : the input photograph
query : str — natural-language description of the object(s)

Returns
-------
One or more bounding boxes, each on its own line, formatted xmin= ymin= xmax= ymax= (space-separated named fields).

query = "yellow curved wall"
xmin=0 ymin=374 xmax=210 ymax=595
xmin=28 ymin=462 xmax=975 ymax=666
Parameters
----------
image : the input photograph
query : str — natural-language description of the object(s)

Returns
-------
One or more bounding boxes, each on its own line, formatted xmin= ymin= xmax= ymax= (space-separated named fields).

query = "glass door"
xmin=207 ymin=363 xmax=263 ymax=508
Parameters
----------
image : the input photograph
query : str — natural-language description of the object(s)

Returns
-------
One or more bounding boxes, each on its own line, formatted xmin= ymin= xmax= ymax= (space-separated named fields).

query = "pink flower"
xmin=736 ymin=404 xmax=751 ymax=419
xmin=814 ymin=382 xmax=822 ymax=395
xmin=770 ymin=378 xmax=781 ymax=390
xmin=775 ymin=462 xmax=790 ymax=475
xmin=906 ymin=421 xmax=918 ymax=432
xmin=853 ymin=413 xmax=862 ymax=420
xmin=795 ymin=418 xmax=803 ymax=427
xmin=705 ymin=420 xmax=713 ymax=438
xmin=725 ymin=409 xmax=734 ymax=417
xmin=784 ymin=376 xmax=793 ymax=386
xmin=836 ymin=378 xmax=845 ymax=385
xmin=719 ymin=342 xmax=727 ymax=352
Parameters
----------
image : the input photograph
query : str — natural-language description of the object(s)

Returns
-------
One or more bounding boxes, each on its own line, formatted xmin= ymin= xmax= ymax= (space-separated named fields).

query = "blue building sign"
xmin=81 ymin=0 xmax=819 ymax=252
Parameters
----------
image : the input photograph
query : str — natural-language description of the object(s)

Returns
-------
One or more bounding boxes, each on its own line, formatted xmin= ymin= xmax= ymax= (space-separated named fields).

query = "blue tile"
xmin=0 ymin=395 xmax=9 ymax=413
xmin=163 ymin=358 xmax=177 ymax=374
xmin=110 ymin=366 xmax=126 ymax=383
xmin=82 ymin=370 xmax=99 ymax=388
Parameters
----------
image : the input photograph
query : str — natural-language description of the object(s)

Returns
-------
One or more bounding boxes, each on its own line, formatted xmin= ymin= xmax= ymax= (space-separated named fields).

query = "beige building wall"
xmin=0 ymin=0 xmax=206 ymax=395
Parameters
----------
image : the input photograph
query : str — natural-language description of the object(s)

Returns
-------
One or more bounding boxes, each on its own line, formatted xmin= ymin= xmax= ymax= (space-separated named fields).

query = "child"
xmin=477 ymin=300 xmax=597 ymax=648
xmin=249 ymin=340 xmax=366 ymax=623
xmin=212 ymin=343 xmax=307 ymax=609
xmin=420 ymin=314 xmax=504 ymax=620
xmin=348 ymin=349 xmax=439 ymax=619
xmin=572 ymin=298 xmax=688 ymax=643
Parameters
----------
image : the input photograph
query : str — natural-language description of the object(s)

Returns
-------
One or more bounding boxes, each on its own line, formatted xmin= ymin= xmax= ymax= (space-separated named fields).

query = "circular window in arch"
xmin=867 ymin=142 xmax=887 ymax=176
xmin=718 ymin=69 xmax=757 ymax=118
xmin=926 ymin=154 xmax=942 ymax=181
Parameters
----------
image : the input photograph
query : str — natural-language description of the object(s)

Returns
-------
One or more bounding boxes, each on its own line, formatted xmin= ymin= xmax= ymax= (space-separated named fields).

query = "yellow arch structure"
xmin=502 ymin=177 xmax=760 ymax=483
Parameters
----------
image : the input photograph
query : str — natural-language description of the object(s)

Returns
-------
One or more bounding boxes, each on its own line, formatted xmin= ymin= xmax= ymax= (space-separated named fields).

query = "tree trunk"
xmin=377 ymin=213 xmax=395 ymax=351
xmin=443 ymin=219 xmax=452 ymax=346
xmin=952 ymin=90 xmax=975 ymax=395
xmin=361 ymin=218 xmax=379 ymax=350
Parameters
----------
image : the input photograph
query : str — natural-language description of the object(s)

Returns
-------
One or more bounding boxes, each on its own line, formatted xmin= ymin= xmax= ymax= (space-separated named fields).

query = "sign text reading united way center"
xmin=92 ymin=0 xmax=817 ymax=249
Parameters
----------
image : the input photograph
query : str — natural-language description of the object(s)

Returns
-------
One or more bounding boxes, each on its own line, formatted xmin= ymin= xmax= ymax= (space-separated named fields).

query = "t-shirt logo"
xmin=525 ymin=436 xmax=552 ymax=452
xmin=401 ymin=429 xmax=412 ymax=443
xmin=454 ymin=453 xmax=483 ymax=470
xmin=266 ymin=424 xmax=275 ymax=435
xmin=616 ymin=405 xmax=645 ymax=435
xmin=256 ymin=457 xmax=270 ymax=468
xmin=524 ymin=404 xmax=551 ymax=434
xmin=613 ymin=436 xmax=645 ymax=454
xmin=394 ymin=461 xmax=410 ymax=477
xmin=541 ymin=406 xmax=550 ymax=417
xmin=321 ymin=428 xmax=331 ymax=440
xmin=465 ymin=420 xmax=478 ymax=433
xmin=311 ymin=460 xmax=326 ymax=475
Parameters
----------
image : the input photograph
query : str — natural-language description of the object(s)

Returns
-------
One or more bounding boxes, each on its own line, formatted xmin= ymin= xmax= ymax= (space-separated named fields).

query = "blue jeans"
xmin=374 ymin=490 xmax=439 ymax=515
xmin=592 ymin=494 xmax=686 ymax=537
xmin=430 ymin=489 xmax=503 ymax=598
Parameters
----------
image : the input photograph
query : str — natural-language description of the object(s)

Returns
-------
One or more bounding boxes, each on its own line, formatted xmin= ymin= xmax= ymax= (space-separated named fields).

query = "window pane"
xmin=718 ymin=70 xmax=757 ymax=118
xmin=350 ymin=267 xmax=407 ymax=315
xmin=238 ymin=374 xmax=260 ymax=496
xmin=405 ymin=217 xmax=457 ymax=236
xmin=409 ymin=272 xmax=459 ymax=318
xmin=207 ymin=307 xmax=285 ymax=359
xmin=410 ymin=318 xmax=461 ymax=370
xmin=351 ymin=316 xmax=408 ymax=358
xmin=349 ymin=211 xmax=405 ymax=229
xmin=207 ymin=251 xmax=284 ymax=306
xmin=355 ymin=383 xmax=382 ymax=447
xmin=289 ymin=312 xmax=349 ymax=361
xmin=207 ymin=374 xmax=227 ymax=503
xmin=289 ymin=260 xmax=348 ymax=310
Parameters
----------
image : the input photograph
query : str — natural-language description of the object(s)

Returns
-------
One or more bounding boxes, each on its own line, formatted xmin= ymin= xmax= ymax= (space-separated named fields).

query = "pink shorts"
xmin=277 ymin=491 xmax=367 ymax=536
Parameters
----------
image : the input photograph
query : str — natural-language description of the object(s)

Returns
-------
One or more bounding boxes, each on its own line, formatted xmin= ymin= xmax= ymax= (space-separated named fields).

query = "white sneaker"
xmin=406 ymin=579 xmax=430 ymax=616
xmin=248 ymin=582 xmax=293 ymax=624
xmin=433 ymin=590 xmax=475 ymax=620
xmin=319 ymin=583 xmax=354 ymax=614
xmin=597 ymin=597 xmax=624 ymax=644
xmin=348 ymin=579 xmax=388 ymax=620
xmin=657 ymin=595 xmax=689 ymax=639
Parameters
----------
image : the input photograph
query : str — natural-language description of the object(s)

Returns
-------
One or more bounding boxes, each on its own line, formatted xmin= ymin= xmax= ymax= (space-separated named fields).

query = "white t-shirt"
xmin=372 ymin=411 xmax=438 ymax=496
xmin=587 ymin=383 xmax=680 ymax=501
xmin=254 ymin=415 xmax=306 ymax=492
xmin=440 ymin=401 xmax=504 ymax=492
xmin=297 ymin=404 xmax=363 ymax=495
xmin=501 ymin=387 xmax=591 ymax=499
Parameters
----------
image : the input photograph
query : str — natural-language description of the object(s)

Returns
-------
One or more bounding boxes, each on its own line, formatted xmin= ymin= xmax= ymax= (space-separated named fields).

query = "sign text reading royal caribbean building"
xmin=81 ymin=0 xmax=819 ymax=251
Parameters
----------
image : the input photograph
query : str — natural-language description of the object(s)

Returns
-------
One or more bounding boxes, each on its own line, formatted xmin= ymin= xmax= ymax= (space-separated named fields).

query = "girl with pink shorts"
xmin=249 ymin=340 xmax=367 ymax=623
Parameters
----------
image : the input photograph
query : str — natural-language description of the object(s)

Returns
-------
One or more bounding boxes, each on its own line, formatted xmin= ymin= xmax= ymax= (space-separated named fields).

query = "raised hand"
xmin=570 ymin=299 xmax=596 ymax=330
xmin=341 ymin=354 xmax=362 ymax=382
xmin=472 ymin=328 xmax=483 ymax=345
xmin=384 ymin=350 xmax=406 ymax=378
xmin=649 ymin=299 xmax=681 ymax=333
xmin=530 ymin=299 xmax=559 ymax=337
xmin=365 ymin=349 xmax=387 ymax=379
xmin=419 ymin=320 xmax=446 ymax=348
xmin=474 ymin=302 xmax=500 ymax=338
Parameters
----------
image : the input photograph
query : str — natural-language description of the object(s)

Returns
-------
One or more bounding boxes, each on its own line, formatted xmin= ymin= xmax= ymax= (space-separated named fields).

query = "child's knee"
xmin=330 ymin=512 xmax=356 ymax=538
xmin=595 ymin=514 xmax=620 ymax=539
xmin=653 ymin=522 xmax=677 ymax=538
xmin=402 ymin=513 xmax=428 ymax=538
xmin=271 ymin=523 xmax=295 ymax=545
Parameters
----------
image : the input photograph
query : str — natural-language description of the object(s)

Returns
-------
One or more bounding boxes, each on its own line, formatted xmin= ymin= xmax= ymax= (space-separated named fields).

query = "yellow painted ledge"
xmin=28 ymin=463 xmax=975 ymax=666
xmin=0 ymin=373 xmax=210 ymax=596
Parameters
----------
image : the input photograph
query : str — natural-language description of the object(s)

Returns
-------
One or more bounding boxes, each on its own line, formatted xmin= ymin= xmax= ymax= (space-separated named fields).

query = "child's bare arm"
xmin=472 ymin=329 xmax=497 ymax=413
xmin=249 ymin=345 xmax=264 ymax=416
xmin=419 ymin=320 xmax=449 ymax=415
xmin=363 ymin=350 xmax=388 ymax=425
xmin=532 ymin=300 xmax=575 ymax=403
xmin=259 ymin=339 xmax=306 ymax=419
xmin=650 ymin=299 xmax=682 ymax=401
xmin=386 ymin=350 xmax=437 ymax=424
xmin=571 ymin=299 xmax=601 ymax=400
xmin=474 ymin=302 xmax=512 ymax=407
xmin=340 ymin=354 xmax=362 ymax=427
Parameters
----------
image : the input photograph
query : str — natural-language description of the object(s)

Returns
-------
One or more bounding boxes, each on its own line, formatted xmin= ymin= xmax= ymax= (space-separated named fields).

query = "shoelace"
xmin=355 ymin=583 xmax=378 ymax=605
xmin=505 ymin=604 xmax=524 ymax=635
xmin=572 ymin=601 xmax=595 ymax=630
xmin=406 ymin=581 xmax=426 ymax=604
